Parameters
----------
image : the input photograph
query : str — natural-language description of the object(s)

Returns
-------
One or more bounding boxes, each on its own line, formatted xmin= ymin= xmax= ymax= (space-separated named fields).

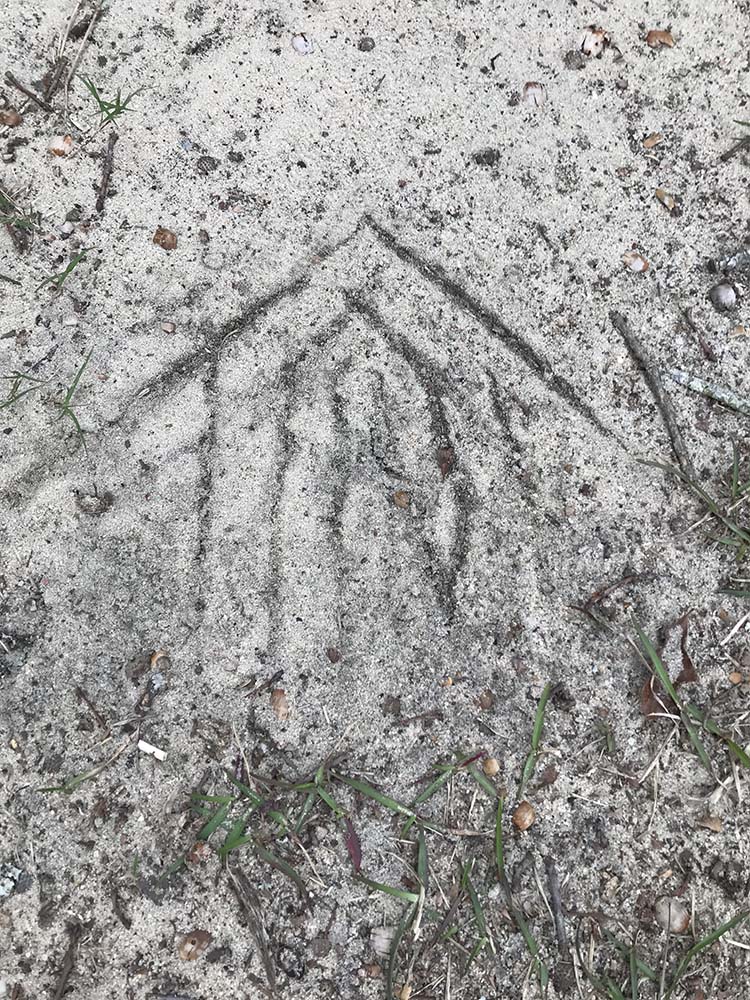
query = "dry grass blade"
xmin=253 ymin=842 xmax=311 ymax=909
xmin=636 ymin=626 xmax=713 ymax=775
xmin=227 ymin=864 xmax=277 ymax=996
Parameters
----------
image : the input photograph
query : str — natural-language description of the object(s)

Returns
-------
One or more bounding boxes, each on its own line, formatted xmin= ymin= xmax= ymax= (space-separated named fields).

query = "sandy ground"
xmin=1 ymin=1 xmax=750 ymax=998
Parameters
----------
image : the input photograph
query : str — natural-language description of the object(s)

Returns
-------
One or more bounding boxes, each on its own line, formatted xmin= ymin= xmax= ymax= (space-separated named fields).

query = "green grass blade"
xmin=197 ymin=801 xmax=231 ymax=840
xmin=294 ymin=790 xmax=317 ymax=834
xmin=518 ymin=682 xmax=551 ymax=796
xmin=358 ymin=876 xmax=420 ymax=905
xmin=629 ymin=946 xmax=638 ymax=999
xmin=62 ymin=347 xmax=93 ymax=405
xmin=335 ymin=774 xmax=414 ymax=817
xmin=469 ymin=763 xmax=500 ymax=799
xmin=731 ymin=441 xmax=740 ymax=500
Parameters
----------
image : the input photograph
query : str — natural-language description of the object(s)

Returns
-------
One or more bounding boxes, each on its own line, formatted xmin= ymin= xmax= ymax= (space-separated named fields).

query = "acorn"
xmin=512 ymin=800 xmax=536 ymax=831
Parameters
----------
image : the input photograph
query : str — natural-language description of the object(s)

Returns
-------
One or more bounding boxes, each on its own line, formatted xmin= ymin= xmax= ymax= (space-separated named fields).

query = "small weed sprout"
xmin=37 ymin=249 xmax=88 ymax=293
xmin=80 ymin=76 xmax=144 ymax=131
xmin=55 ymin=349 xmax=93 ymax=449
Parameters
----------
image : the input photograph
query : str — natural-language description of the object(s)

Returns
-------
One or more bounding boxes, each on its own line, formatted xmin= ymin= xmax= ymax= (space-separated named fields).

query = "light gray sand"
xmin=1 ymin=1 xmax=749 ymax=997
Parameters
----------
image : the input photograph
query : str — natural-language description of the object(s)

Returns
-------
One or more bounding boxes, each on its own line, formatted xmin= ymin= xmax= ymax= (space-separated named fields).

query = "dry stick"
xmin=44 ymin=56 xmax=69 ymax=102
xmin=53 ymin=921 xmax=83 ymax=1000
xmin=546 ymin=858 xmax=576 ymax=993
xmin=666 ymin=368 xmax=750 ymax=419
xmin=64 ymin=0 xmax=104 ymax=119
xmin=720 ymin=135 xmax=750 ymax=163
xmin=5 ymin=72 xmax=54 ymax=112
xmin=610 ymin=311 xmax=696 ymax=479
xmin=95 ymin=131 xmax=118 ymax=213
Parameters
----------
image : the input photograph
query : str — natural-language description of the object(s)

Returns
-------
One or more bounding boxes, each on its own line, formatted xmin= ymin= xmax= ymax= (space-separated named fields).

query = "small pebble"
xmin=358 ymin=36 xmax=375 ymax=52
xmin=161 ymin=321 xmax=176 ymax=334
xmin=292 ymin=33 xmax=313 ymax=55
xmin=729 ymin=671 xmax=743 ymax=685
xmin=483 ymin=757 xmax=500 ymax=777
xmin=62 ymin=315 xmax=79 ymax=327
xmin=709 ymin=281 xmax=737 ymax=312
xmin=59 ymin=221 xmax=75 ymax=238
xmin=654 ymin=897 xmax=689 ymax=934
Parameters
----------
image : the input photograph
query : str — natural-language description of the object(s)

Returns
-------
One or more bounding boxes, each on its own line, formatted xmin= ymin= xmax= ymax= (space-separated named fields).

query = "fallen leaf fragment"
xmin=393 ymin=489 xmax=410 ymax=509
xmin=153 ymin=226 xmax=177 ymax=250
xmin=646 ymin=29 xmax=675 ymax=49
xmin=643 ymin=132 xmax=663 ymax=150
xmin=697 ymin=814 xmax=723 ymax=833
xmin=437 ymin=446 xmax=455 ymax=479
xmin=270 ymin=687 xmax=290 ymax=720
xmin=186 ymin=840 xmax=212 ymax=864
xmin=178 ymin=929 xmax=212 ymax=960
xmin=622 ymin=250 xmax=649 ymax=273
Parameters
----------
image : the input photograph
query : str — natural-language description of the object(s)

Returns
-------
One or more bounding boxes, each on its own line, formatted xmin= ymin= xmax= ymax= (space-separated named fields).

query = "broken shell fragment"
xmin=622 ymin=250 xmax=650 ymax=273
xmin=370 ymin=925 xmax=395 ymax=959
xmin=654 ymin=188 xmax=679 ymax=214
xmin=522 ymin=82 xmax=546 ymax=108
xmin=709 ymin=281 xmax=737 ymax=312
xmin=580 ymin=25 xmax=610 ymax=58
xmin=654 ymin=897 xmax=689 ymax=934
xmin=512 ymin=800 xmax=536 ymax=830
xmin=177 ymin=929 xmax=213 ymax=960
xmin=292 ymin=33 xmax=314 ymax=55
xmin=646 ymin=29 xmax=675 ymax=48
xmin=49 ymin=134 xmax=74 ymax=157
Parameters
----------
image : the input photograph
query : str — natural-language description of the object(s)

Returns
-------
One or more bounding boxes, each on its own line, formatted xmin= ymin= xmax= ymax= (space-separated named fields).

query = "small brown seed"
xmin=0 ymin=110 xmax=23 ymax=127
xmin=512 ymin=800 xmax=536 ymax=831
xmin=393 ymin=489 xmax=410 ymax=509
xmin=153 ymin=226 xmax=177 ymax=251
xmin=482 ymin=757 xmax=500 ymax=777
xmin=646 ymin=28 xmax=675 ymax=48
xmin=729 ymin=671 xmax=743 ymax=685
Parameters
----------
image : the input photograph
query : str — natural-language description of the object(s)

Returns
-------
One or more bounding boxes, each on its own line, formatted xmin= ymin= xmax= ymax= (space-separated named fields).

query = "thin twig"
xmin=95 ymin=131 xmax=118 ymax=212
xmin=610 ymin=310 xmax=696 ymax=478
xmin=64 ymin=0 xmax=105 ymax=120
xmin=4 ymin=72 xmax=54 ymax=112
xmin=226 ymin=863 xmax=277 ymax=997
xmin=680 ymin=306 xmax=716 ymax=362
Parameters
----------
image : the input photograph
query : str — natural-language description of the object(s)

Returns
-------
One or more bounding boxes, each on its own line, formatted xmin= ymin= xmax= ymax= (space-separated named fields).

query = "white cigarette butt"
xmin=138 ymin=739 xmax=167 ymax=762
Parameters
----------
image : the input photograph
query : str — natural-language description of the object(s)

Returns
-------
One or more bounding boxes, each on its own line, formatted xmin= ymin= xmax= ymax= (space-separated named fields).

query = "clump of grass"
xmin=37 ymin=249 xmax=89 ymax=293
xmin=0 ymin=370 xmax=48 ymax=411
xmin=80 ymin=76 xmax=144 ymax=131
xmin=579 ymin=909 xmax=750 ymax=999
xmin=518 ymin=682 xmax=551 ymax=797
xmin=645 ymin=448 xmax=750 ymax=595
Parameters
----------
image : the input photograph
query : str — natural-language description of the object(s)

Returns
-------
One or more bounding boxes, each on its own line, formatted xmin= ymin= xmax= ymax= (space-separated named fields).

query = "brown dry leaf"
xmin=646 ymin=29 xmax=675 ymax=48
xmin=477 ymin=688 xmax=495 ymax=710
xmin=186 ymin=841 xmax=212 ymax=864
xmin=437 ymin=446 xmax=455 ymax=479
xmin=270 ymin=687 xmax=290 ymax=720
xmin=640 ymin=676 xmax=675 ymax=718
xmin=153 ymin=226 xmax=178 ymax=251
xmin=393 ymin=489 xmax=410 ymax=509
xmin=178 ymin=929 xmax=212 ymax=960
xmin=697 ymin=814 xmax=723 ymax=833
xmin=643 ymin=132 xmax=663 ymax=149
